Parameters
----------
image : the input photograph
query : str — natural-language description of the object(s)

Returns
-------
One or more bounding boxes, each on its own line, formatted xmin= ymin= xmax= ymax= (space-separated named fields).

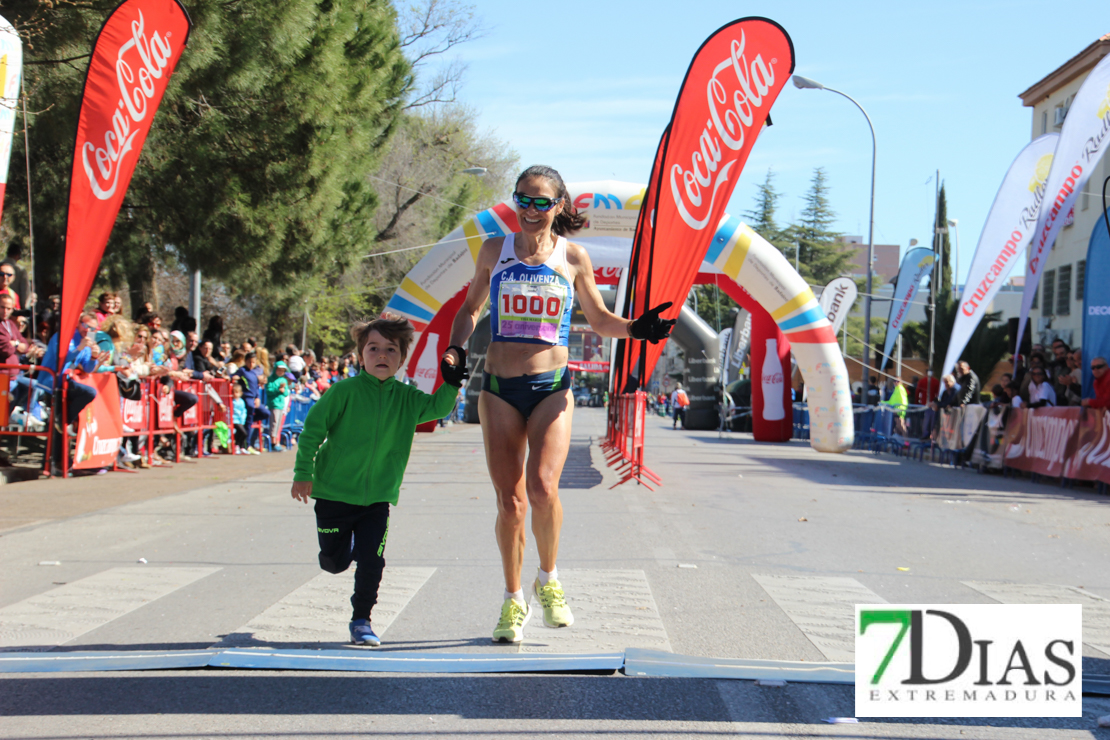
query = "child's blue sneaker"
xmin=271 ymin=444 xmax=286 ymax=452
xmin=349 ymin=619 xmax=380 ymax=646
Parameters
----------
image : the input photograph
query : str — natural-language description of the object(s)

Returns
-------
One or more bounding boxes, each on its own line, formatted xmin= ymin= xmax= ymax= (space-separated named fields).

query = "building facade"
xmin=1019 ymin=34 xmax=1110 ymax=349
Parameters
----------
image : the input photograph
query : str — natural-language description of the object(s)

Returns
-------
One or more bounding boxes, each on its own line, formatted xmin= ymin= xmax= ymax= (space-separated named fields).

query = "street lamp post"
xmin=792 ymin=74 xmax=877 ymax=381
xmin=948 ymin=218 xmax=960 ymax=292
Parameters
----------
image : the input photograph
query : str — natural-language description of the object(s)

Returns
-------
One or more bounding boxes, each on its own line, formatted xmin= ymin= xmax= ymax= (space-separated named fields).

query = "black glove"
xmin=440 ymin=345 xmax=469 ymax=387
xmin=629 ymin=302 xmax=676 ymax=344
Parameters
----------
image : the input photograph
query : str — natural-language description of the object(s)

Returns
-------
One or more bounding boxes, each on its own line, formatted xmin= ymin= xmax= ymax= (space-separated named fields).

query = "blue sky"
xmin=446 ymin=1 xmax=1105 ymax=284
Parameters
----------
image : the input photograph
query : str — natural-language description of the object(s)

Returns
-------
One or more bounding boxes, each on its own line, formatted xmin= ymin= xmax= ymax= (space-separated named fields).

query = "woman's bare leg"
xmin=524 ymin=390 xmax=573 ymax=574
xmin=479 ymin=390 xmax=529 ymax=592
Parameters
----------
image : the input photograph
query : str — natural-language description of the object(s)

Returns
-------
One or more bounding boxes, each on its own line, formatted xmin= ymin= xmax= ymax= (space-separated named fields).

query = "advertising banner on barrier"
xmin=1083 ymin=214 xmax=1110 ymax=398
xmin=1001 ymin=407 xmax=1081 ymax=479
xmin=123 ymin=396 xmax=145 ymax=428
xmin=935 ymin=406 xmax=964 ymax=450
xmin=0 ymin=14 xmax=22 ymax=228
xmin=942 ymin=134 xmax=1058 ymax=377
xmin=58 ymin=0 xmax=192 ymax=370
xmin=1065 ymin=408 xmax=1110 ymax=483
xmin=617 ymin=18 xmax=794 ymax=392
xmin=72 ymin=372 xmax=123 ymax=470
xmin=156 ymin=388 xmax=174 ymax=429
xmin=1017 ymin=53 xmax=1110 ymax=352
xmin=818 ymin=276 xmax=857 ymax=336
xmin=882 ymin=248 xmax=934 ymax=367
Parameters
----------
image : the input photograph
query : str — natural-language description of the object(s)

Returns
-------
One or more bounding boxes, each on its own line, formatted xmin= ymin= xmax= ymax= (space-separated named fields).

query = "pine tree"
xmin=743 ymin=168 xmax=794 ymax=259
xmin=786 ymin=168 xmax=853 ymax=285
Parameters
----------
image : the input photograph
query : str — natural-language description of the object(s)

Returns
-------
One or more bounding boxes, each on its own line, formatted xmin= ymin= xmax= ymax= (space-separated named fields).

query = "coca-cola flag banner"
xmin=1082 ymin=213 xmax=1110 ymax=398
xmin=881 ymin=247 xmax=934 ymax=368
xmin=617 ymin=18 xmax=794 ymax=392
xmin=1016 ymin=52 xmax=1110 ymax=353
xmin=407 ymin=285 xmax=468 ymax=433
xmin=0 ymin=15 xmax=22 ymax=228
xmin=818 ymin=276 xmax=857 ymax=337
xmin=58 ymin=0 xmax=191 ymax=370
xmin=942 ymin=134 xmax=1058 ymax=377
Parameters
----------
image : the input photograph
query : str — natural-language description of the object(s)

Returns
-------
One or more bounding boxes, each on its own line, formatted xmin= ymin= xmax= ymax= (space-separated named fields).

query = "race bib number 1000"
xmin=498 ymin=279 xmax=568 ymax=343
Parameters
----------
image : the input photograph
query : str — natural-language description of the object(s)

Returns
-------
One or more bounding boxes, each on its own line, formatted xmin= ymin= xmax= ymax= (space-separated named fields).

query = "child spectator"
xmin=232 ymin=383 xmax=249 ymax=453
xmin=265 ymin=361 xmax=292 ymax=451
xmin=234 ymin=352 xmax=268 ymax=453
xmin=290 ymin=314 xmax=466 ymax=646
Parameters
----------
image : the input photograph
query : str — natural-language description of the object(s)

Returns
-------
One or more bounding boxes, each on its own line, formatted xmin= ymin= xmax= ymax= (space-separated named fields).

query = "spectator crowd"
xmin=0 ymin=272 xmax=364 ymax=473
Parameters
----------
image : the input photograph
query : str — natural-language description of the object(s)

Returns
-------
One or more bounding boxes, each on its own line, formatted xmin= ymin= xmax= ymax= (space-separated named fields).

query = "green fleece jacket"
xmin=293 ymin=371 xmax=459 ymax=506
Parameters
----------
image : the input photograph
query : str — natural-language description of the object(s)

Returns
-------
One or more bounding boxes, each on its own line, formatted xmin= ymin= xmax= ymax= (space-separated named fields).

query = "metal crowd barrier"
xmin=0 ymin=364 xmax=59 ymax=476
xmin=601 ymin=391 xmax=661 ymax=490
xmin=0 ymin=367 xmax=275 ymax=478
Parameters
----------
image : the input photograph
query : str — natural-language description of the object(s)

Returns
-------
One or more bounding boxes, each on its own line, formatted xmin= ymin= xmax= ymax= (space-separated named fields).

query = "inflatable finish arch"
xmin=386 ymin=181 xmax=853 ymax=453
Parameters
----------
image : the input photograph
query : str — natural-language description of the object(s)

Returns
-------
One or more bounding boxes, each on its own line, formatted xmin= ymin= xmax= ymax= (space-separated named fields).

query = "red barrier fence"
xmin=601 ymin=391 xmax=661 ymax=490
xmin=0 ymin=368 xmax=266 ymax=478
xmin=1001 ymin=407 xmax=1110 ymax=484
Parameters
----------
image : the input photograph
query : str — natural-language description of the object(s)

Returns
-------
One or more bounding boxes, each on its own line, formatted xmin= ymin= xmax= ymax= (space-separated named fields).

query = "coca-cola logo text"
xmin=81 ymin=10 xmax=175 ymax=201
xmin=670 ymin=32 xmax=776 ymax=230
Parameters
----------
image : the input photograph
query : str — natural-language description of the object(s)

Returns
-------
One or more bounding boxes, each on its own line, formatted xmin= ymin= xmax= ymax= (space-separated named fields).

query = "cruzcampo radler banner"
xmin=942 ymin=134 xmax=1057 ymax=377
xmin=615 ymin=18 xmax=794 ymax=394
xmin=882 ymin=247 xmax=934 ymax=368
xmin=58 ymin=0 xmax=192 ymax=370
xmin=1016 ymin=52 xmax=1110 ymax=353
xmin=0 ymin=14 xmax=22 ymax=228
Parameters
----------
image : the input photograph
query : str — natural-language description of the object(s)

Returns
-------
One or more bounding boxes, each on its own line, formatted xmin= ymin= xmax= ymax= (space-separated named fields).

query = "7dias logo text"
xmin=855 ymin=604 xmax=1081 ymax=717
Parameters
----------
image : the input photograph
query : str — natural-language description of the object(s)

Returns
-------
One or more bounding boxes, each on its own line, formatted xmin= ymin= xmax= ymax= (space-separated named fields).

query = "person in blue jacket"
xmin=234 ymin=351 xmax=270 ymax=449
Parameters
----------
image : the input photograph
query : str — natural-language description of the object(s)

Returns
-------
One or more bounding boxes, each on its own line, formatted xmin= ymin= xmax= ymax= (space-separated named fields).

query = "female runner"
xmin=444 ymin=165 xmax=674 ymax=642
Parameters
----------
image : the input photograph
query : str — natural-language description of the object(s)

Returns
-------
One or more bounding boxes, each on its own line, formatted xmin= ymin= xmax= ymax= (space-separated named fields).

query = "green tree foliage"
xmin=743 ymin=169 xmax=793 ymax=251
xmin=786 ymin=168 xmax=853 ymax=286
xmin=4 ymin=0 xmax=409 ymax=319
xmin=303 ymin=105 xmax=518 ymax=353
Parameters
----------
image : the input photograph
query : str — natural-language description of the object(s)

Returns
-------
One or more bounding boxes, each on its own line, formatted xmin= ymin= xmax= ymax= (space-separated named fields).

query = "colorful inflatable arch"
xmin=386 ymin=181 xmax=853 ymax=453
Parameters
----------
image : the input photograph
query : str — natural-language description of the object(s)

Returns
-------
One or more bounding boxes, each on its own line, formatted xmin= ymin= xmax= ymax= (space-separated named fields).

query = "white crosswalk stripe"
xmin=963 ymin=580 xmax=1110 ymax=657
xmin=217 ymin=567 xmax=436 ymax=648
xmin=0 ymin=566 xmax=220 ymax=651
xmin=752 ymin=574 xmax=887 ymax=662
xmin=521 ymin=569 xmax=671 ymax=654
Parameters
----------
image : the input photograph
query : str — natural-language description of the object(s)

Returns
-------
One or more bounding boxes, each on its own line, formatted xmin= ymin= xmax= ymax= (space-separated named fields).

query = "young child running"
xmin=291 ymin=314 xmax=467 ymax=646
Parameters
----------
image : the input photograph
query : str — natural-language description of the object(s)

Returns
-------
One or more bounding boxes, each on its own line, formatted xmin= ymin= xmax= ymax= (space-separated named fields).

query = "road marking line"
xmin=217 ymin=567 xmax=436 ymax=648
xmin=963 ymin=580 xmax=1110 ymax=656
xmin=521 ymin=569 xmax=671 ymax=654
xmin=753 ymin=574 xmax=886 ymax=662
xmin=0 ymin=566 xmax=220 ymax=651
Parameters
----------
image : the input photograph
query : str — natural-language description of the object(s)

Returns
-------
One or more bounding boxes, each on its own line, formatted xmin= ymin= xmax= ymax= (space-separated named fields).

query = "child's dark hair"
xmin=516 ymin=165 xmax=587 ymax=236
xmin=351 ymin=313 xmax=414 ymax=364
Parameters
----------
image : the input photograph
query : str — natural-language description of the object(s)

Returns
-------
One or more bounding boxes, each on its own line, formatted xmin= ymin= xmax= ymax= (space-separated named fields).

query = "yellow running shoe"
xmin=532 ymin=577 xmax=574 ymax=627
xmin=492 ymin=598 xmax=531 ymax=643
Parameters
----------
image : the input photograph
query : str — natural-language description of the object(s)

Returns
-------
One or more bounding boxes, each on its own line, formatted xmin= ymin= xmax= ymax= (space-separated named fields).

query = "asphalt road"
xmin=3 ymin=407 xmax=1110 ymax=738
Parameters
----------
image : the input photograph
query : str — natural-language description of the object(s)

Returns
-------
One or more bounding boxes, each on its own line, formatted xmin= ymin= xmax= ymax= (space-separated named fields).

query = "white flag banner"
xmin=0 ymin=15 xmax=23 ymax=228
xmin=818 ymin=276 xmax=858 ymax=336
xmin=882 ymin=248 xmax=934 ymax=367
xmin=1017 ymin=53 xmax=1110 ymax=351
xmin=941 ymin=134 xmax=1058 ymax=377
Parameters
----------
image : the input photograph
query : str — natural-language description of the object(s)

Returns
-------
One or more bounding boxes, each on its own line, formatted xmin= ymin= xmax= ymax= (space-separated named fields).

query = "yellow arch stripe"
xmin=463 ymin=219 xmax=484 ymax=262
xmin=772 ymin=291 xmax=817 ymax=321
xmin=720 ymin=226 xmax=753 ymax=279
xmin=401 ymin=278 xmax=442 ymax=312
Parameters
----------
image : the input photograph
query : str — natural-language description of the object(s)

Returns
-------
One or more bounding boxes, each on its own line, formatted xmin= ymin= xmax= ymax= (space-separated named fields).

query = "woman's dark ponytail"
xmin=516 ymin=164 xmax=587 ymax=236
